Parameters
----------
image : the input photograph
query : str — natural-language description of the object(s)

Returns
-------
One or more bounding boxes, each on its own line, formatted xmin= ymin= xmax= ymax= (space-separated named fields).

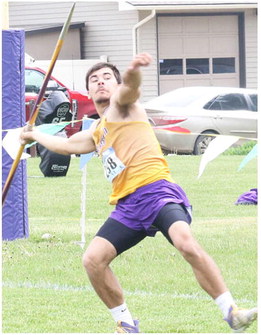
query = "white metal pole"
xmin=79 ymin=162 xmax=87 ymax=249
xmin=132 ymin=9 xmax=156 ymax=56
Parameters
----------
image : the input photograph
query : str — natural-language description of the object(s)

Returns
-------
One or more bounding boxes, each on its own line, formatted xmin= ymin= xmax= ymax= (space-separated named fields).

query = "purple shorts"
xmin=110 ymin=179 xmax=192 ymax=236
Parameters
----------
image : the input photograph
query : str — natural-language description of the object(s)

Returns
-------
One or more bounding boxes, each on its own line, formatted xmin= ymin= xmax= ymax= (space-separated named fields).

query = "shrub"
xmin=223 ymin=140 xmax=256 ymax=156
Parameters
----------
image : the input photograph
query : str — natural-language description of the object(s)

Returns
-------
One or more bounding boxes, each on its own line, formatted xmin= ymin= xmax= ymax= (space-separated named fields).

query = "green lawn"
xmin=2 ymin=155 xmax=258 ymax=333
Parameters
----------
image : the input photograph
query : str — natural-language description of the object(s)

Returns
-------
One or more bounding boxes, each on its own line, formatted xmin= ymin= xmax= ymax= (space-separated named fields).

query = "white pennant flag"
xmin=198 ymin=135 xmax=239 ymax=178
xmin=2 ymin=127 xmax=31 ymax=160
xmin=2 ymin=122 xmax=71 ymax=161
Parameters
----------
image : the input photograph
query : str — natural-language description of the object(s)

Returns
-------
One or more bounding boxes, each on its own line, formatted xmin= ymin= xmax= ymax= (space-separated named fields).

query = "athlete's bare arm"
xmin=109 ymin=53 xmax=153 ymax=121
xmin=20 ymin=120 xmax=97 ymax=155
xmin=116 ymin=53 xmax=152 ymax=106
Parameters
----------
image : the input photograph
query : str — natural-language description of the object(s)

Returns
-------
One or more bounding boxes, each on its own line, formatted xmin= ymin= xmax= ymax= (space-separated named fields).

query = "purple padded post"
xmin=2 ymin=29 xmax=29 ymax=240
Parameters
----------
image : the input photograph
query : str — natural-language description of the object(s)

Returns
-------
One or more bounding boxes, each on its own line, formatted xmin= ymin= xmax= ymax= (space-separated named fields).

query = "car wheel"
xmin=161 ymin=148 xmax=170 ymax=156
xmin=193 ymin=132 xmax=217 ymax=155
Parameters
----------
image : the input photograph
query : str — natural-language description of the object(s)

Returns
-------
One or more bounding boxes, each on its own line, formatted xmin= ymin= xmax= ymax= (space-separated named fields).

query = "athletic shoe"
xmin=224 ymin=305 xmax=257 ymax=332
xmin=116 ymin=320 xmax=139 ymax=333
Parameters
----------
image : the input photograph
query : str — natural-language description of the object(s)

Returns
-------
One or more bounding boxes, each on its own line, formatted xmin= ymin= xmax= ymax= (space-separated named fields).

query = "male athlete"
xmin=21 ymin=53 xmax=257 ymax=333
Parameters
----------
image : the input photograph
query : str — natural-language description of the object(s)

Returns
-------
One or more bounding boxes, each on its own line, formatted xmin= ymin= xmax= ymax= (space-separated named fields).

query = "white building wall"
xmin=137 ymin=8 xmax=258 ymax=94
xmin=244 ymin=9 xmax=258 ymax=89
xmin=8 ymin=2 xmax=258 ymax=99
xmin=78 ymin=2 xmax=138 ymax=68
xmin=9 ymin=1 xmax=142 ymax=96
xmin=9 ymin=1 xmax=75 ymax=25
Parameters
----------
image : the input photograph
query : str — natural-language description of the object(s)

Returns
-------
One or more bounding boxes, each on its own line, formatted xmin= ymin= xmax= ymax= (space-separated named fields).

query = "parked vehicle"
xmin=144 ymin=86 xmax=257 ymax=155
xmin=25 ymin=67 xmax=98 ymax=136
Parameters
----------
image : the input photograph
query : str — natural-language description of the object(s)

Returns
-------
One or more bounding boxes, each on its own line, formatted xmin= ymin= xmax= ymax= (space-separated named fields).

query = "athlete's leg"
xmin=153 ymin=203 xmax=227 ymax=298
xmin=168 ymin=220 xmax=257 ymax=332
xmin=168 ymin=220 xmax=227 ymax=298
xmin=83 ymin=235 xmax=122 ymax=308
xmin=82 ymin=218 xmax=147 ymax=308
xmin=154 ymin=203 xmax=257 ymax=332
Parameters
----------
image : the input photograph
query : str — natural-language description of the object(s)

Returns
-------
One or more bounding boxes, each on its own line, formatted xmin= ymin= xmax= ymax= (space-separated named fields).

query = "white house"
xmin=8 ymin=0 xmax=258 ymax=101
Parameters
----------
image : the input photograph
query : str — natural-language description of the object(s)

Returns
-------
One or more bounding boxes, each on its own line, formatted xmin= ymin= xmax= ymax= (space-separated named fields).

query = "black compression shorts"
xmin=96 ymin=202 xmax=191 ymax=255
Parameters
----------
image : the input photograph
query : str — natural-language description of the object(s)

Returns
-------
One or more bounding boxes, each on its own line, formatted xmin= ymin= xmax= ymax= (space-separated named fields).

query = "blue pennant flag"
xmin=25 ymin=122 xmax=71 ymax=148
xmin=79 ymin=118 xmax=95 ymax=170
xmin=238 ymin=143 xmax=257 ymax=171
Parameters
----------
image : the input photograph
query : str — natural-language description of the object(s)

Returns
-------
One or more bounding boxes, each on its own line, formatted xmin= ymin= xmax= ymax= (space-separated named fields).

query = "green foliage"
xmin=2 ymin=156 xmax=257 ymax=333
xmin=223 ymin=140 xmax=256 ymax=156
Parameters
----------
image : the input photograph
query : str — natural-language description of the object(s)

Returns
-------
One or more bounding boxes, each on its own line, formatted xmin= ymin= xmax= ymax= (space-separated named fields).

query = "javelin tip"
xmin=59 ymin=2 xmax=76 ymax=40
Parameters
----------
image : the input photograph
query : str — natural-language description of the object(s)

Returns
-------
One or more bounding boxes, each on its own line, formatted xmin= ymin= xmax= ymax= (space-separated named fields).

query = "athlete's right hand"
xmin=20 ymin=123 xmax=35 ymax=145
xmin=128 ymin=53 xmax=153 ymax=72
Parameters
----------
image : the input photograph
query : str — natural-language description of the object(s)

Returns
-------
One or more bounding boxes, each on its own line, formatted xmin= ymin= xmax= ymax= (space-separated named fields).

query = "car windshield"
xmin=25 ymin=69 xmax=44 ymax=93
xmin=249 ymin=94 xmax=257 ymax=111
xmin=144 ymin=88 xmax=208 ymax=109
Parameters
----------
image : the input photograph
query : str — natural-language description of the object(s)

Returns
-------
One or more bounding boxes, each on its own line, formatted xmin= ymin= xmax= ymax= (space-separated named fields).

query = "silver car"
xmin=144 ymin=87 xmax=257 ymax=155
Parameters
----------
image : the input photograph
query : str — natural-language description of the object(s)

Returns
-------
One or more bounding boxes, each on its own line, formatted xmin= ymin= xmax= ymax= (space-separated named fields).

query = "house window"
xmin=186 ymin=58 xmax=209 ymax=74
xmin=159 ymin=59 xmax=183 ymax=75
xmin=213 ymin=57 xmax=235 ymax=73
xmin=159 ymin=57 xmax=236 ymax=76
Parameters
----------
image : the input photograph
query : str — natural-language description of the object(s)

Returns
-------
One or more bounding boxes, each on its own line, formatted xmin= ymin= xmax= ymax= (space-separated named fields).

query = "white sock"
xmin=215 ymin=291 xmax=236 ymax=319
xmin=109 ymin=303 xmax=134 ymax=326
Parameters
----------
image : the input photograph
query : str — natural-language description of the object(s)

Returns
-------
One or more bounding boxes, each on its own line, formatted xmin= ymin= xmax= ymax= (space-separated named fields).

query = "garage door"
xmin=158 ymin=15 xmax=239 ymax=94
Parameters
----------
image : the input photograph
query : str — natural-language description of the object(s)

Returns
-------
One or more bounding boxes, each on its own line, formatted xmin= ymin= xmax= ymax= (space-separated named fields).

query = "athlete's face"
xmin=88 ymin=67 xmax=119 ymax=104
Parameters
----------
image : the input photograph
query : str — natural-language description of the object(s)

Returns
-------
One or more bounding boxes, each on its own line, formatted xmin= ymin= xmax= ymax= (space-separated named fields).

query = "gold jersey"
xmin=93 ymin=117 xmax=174 ymax=204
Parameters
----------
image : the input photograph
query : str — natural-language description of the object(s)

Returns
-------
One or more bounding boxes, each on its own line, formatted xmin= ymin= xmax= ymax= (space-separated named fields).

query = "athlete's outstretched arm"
xmin=20 ymin=123 xmax=97 ymax=156
xmin=115 ymin=53 xmax=152 ymax=107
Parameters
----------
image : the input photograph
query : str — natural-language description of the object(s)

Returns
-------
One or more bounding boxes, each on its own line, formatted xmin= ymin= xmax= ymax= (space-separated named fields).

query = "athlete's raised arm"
xmin=114 ymin=53 xmax=152 ymax=107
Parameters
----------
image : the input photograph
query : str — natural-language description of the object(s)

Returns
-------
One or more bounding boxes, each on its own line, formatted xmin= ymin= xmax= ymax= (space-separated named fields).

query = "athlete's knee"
xmin=82 ymin=248 xmax=99 ymax=274
xmin=82 ymin=237 xmax=116 ymax=274
xmin=178 ymin=238 xmax=205 ymax=263
xmin=169 ymin=222 xmax=204 ymax=261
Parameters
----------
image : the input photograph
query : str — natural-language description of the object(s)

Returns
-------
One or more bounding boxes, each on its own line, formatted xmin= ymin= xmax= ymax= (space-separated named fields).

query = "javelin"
xmin=2 ymin=3 xmax=76 ymax=204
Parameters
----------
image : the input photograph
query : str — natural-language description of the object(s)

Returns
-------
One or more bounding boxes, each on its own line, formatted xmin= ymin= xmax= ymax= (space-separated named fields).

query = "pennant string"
xmin=2 ymin=120 xmax=258 ymax=142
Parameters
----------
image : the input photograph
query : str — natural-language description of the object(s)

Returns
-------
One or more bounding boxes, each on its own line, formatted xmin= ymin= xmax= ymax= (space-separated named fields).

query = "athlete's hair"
xmin=85 ymin=62 xmax=122 ymax=90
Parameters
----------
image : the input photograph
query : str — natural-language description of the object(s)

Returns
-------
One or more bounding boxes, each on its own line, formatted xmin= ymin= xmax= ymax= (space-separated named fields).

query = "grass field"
xmin=2 ymin=154 xmax=258 ymax=333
